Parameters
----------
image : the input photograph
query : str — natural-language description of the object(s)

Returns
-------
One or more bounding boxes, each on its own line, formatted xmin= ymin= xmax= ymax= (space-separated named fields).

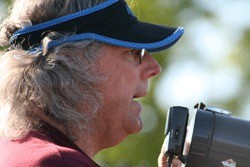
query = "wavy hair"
xmin=0 ymin=0 xmax=106 ymax=140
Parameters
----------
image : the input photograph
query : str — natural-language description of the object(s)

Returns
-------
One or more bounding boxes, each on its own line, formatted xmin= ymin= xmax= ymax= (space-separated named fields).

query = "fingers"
xmin=158 ymin=154 xmax=182 ymax=167
xmin=158 ymin=152 xmax=167 ymax=167
xmin=158 ymin=136 xmax=168 ymax=167
xmin=158 ymin=136 xmax=183 ymax=167
xmin=172 ymin=159 xmax=182 ymax=167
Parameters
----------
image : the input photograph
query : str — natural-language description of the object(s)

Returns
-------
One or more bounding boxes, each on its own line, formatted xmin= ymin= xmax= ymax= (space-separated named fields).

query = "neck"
xmin=74 ymin=130 xmax=104 ymax=158
xmin=73 ymin=125 xmax=127 ymax=158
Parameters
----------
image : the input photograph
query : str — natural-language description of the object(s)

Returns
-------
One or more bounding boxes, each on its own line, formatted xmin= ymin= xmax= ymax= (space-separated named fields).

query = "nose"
xmin=141 ymin=53 xmax=162 ymax=79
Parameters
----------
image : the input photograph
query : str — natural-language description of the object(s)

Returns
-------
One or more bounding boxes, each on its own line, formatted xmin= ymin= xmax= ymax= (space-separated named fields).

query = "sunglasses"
xmin=129 ymin=48 xmax=146 ymax=64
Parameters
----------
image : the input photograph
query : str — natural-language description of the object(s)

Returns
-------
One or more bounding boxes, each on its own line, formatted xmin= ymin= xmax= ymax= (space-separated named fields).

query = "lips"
xmin=133 ymin=92 xmax=147 ymax=99
xmin=132 ymin=100 xmax=142 ymax=115
xmin=132 ymin=93 xmax=146 ymax=115
xmin=132 ymin=87 xmax=148 ymax=114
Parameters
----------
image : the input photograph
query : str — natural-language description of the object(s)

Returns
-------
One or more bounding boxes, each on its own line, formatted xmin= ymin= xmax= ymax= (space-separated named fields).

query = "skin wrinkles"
xmin=74 ymin=45 xmax=161 ymax=157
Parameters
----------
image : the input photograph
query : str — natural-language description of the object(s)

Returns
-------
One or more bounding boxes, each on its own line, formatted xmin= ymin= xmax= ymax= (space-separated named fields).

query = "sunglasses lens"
xmin=140 ymin=49 xmax=145 ymax=57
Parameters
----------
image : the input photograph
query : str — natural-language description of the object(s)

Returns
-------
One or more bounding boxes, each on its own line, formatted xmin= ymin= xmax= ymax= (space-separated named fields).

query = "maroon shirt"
xmin=0 ymin=124 xmax=100 ymax=167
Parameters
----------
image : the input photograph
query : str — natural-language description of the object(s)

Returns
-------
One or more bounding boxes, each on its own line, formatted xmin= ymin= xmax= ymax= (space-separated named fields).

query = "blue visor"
xmin=10 ymin=0 xmax=184 ymax=52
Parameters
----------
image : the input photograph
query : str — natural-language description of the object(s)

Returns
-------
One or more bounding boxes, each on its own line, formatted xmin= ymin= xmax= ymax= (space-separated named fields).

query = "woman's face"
xmin=93 ymin=45 xmax=161 ymax=144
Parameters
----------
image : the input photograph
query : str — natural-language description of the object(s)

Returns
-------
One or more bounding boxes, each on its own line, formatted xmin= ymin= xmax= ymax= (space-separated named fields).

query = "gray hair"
xmin=0 ymin=0 xmax=107 ymax=140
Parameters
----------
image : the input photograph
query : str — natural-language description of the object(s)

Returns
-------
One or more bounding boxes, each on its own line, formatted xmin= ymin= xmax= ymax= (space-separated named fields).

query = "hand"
xmin=158 ymin=137 xmax=183 ymax=167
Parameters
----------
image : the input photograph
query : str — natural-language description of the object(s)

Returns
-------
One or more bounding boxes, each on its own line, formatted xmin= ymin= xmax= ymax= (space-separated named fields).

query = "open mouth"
xmin=133 ymin=92 xmax=147 ymax=99
xmin=132 ymin=94 xmax=147 ymax=113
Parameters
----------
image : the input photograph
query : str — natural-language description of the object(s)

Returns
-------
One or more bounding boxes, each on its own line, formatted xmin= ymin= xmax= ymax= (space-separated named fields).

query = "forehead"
xmin=99 ymin=45 xmax=130 ymax=57
xmin=103 ymin=44 xmax=129 ymax=51
xmin=95 ymin=45 xmax=131 ymax=67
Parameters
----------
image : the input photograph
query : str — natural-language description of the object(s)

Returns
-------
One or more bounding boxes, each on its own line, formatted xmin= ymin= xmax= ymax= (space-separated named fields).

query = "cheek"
xmin=102 ymin=96 xmax=130 ymax=115
xmin=99 ymin=73 xmax=135 ymax=99
xmin=99 ymin=97 xmax=130 ymax=132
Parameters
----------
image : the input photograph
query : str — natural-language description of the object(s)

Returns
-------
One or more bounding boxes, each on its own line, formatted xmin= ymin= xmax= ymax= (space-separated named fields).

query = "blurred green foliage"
xmin=0 ymin=46 xmax=5 ymax=51
xmin=1 ymin=0 xmax=250 ymax=166
xmin=3 ymin=0 xmax=12 ymax=6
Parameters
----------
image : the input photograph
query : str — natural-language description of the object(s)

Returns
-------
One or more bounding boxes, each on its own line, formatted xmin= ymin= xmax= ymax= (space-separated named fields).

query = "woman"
xmin=0 ymin=0 xmax=184 ymax=166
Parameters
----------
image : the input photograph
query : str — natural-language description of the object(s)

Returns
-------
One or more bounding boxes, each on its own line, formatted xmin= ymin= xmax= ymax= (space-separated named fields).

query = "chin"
xmin=131 ymin=118 xmax=144 ymax=134
xmin=137 ymin=118 xmax=144 ymax=131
